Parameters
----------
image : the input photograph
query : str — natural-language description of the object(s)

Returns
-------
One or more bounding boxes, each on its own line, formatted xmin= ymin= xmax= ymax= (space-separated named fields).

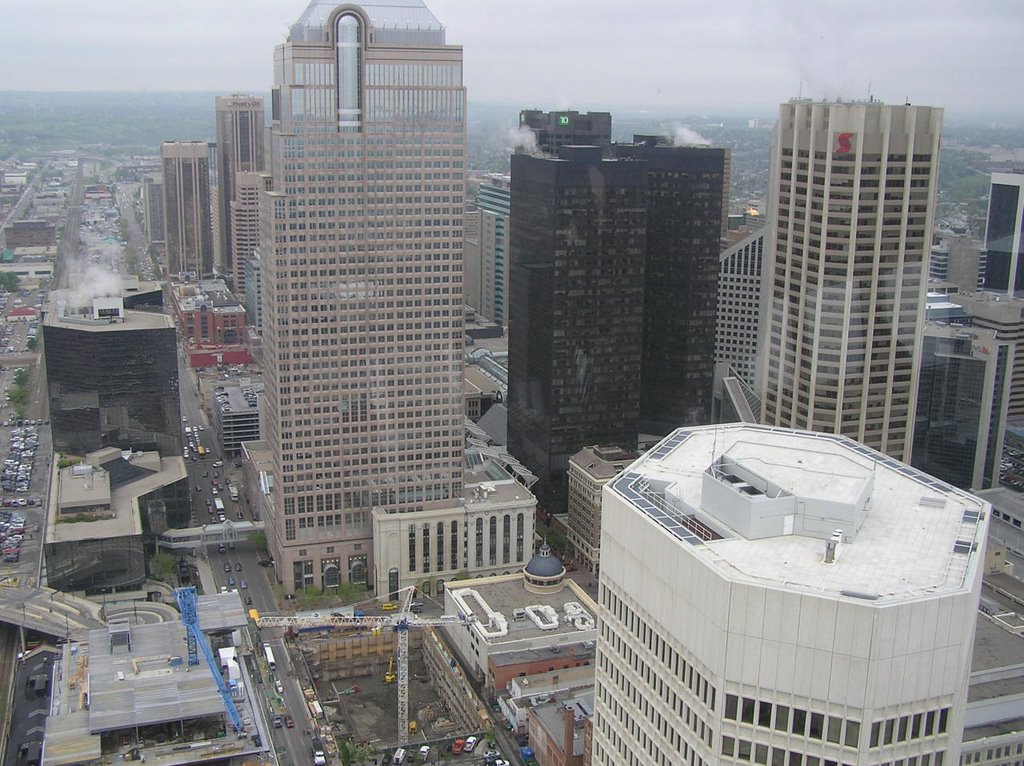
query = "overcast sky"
xmin=2 ymin=0 xmax=1022 ymax=119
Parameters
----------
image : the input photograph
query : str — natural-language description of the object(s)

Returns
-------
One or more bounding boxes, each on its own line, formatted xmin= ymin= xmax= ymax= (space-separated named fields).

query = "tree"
xmin=0 ymin=273 xmax=19 ymax=292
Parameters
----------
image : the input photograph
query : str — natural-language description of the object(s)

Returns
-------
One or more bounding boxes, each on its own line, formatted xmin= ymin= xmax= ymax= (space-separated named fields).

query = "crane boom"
xmin=257 ymin=587 xmax=475 ymax=744
xmin=175 ymin=587 xmax=245 ymax=733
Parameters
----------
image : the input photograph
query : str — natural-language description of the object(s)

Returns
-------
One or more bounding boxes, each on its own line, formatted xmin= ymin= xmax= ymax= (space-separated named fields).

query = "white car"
xmin=463 ymin=736 xmax=478 ymax=753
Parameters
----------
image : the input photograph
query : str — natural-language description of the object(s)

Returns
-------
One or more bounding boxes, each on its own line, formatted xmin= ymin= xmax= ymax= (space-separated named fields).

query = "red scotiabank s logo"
xmin=836 ymin=132 xmax=854 ymax=154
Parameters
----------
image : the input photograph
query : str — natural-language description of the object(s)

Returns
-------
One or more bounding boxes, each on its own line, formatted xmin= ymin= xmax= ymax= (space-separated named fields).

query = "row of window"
xmin=723 ymin=695 xmax=859 ymax=748
xmin=869 ymin=708 xmax=950 ymax=748
xmin=721 ymin=736 xmax=853 ymax=766
xmin=596 ymin=680 xmax=707 ymax=766
xmin=601 ymin=586 xmax=717 ymax=712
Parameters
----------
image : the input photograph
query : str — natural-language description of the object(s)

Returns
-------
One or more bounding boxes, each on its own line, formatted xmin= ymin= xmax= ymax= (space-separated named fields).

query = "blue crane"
xmin=175 ymin=586 xmax=245 ymax=734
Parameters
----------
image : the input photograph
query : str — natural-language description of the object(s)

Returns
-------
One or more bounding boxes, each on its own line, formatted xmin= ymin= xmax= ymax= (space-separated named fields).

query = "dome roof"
xmin=524 ymin=542 xmax=565 ymax=579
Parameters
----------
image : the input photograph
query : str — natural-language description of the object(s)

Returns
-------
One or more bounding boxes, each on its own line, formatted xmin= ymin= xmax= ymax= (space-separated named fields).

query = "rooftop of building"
xmin=465 ymin=365 xmax=503 ymax=397
xmin=491 ymin=641 xmax=595 ymax=670
xmin=530 ymin=690 xmax=594 ymax=758
xmin=950 ymin=291 xmax=1024 ymax=322
xmin=47 ymin=449 xmax=187 ymax=544
xmin=923 ymin=321 xmax=999 ymax=342
xmin=173 ymin=279 xmax=244 ymax=313
xmin=291 ymin=0 xmax=445 ymax=43
xmin=446 ymin=574 xmax=597 ymax=646
xmin=570 ymin=445 xmax=639 ymax=481
xmin=44 ymin=292 xmax=172 ymax=332
xmin=608 ymin=424 xmax=988 ymax=603
xmin=463 ymin=451 xmax=536 ymax=510
xmin=43 ymin=621 xmax=225 ymax=765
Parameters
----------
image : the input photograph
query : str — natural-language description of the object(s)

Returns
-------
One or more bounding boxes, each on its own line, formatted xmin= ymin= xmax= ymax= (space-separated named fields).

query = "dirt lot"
xmin=319 ymin=648 xmax=454 ymax=749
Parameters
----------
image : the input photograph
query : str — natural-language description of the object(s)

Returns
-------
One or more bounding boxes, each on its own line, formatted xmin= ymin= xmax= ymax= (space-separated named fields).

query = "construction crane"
xmin=175 ymin=586 xmax=245 ymax=734
xmin=258 ymin=586 xmax=476 ymax=745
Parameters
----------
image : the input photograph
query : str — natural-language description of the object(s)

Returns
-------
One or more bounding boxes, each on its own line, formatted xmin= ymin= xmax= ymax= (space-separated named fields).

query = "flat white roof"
xmin=609 ymin=424 xmax=988 ymax=603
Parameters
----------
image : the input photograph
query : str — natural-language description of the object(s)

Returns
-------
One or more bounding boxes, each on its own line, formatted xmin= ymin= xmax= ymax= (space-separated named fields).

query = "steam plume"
xmin=671 ymin=125 xmax=711 ymax=146
xmin=507 ymin=125 xmax=538 ymax=153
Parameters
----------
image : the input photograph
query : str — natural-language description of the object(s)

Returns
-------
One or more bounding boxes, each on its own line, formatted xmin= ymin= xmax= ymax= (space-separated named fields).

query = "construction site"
xmin=274 ymin=602 xmax=491 ymax=759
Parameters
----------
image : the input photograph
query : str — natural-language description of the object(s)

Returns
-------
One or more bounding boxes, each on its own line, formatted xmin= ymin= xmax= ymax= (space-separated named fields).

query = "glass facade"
xmin=44 ymin=321 xmax=182 ymax=457
xmin=983 ymin=177 xmax=1024 ymax=294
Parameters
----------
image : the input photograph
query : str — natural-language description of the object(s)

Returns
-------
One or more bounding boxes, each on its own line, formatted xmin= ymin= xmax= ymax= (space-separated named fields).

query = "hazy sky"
xmin=2 ymin=0 xmax=1022 ymax=118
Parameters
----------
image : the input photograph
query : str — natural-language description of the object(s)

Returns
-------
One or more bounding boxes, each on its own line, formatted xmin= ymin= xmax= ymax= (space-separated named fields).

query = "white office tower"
xmin=592 ymin=423 xmax=987 ymax=766
xmin=760 ymin=101 xmax=943 ymax=462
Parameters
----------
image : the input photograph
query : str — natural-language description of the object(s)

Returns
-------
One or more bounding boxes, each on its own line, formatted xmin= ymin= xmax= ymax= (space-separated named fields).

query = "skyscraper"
xmin=912 ymin=323 xmax=1011 ymax=490
xmin=593 ymin=423 xmax=986 ymax=765
xmin=508 ymin=137 xmax=728 ymax=508
xmin=519 ymin=110 xmax=612 ymax=154
xmin=260 ymin=0 xmax=468 ymax=593
xmin=981 ymin=171 xmax=1024 ymax=295
xmin=161 ymin=141 xmax=214 ymax=277
xmin=477 ymin=173 xmax=511 ymax=326
xmin=614 ymin=138 xmax=729 ymax=434
xmin=230 ymin=171 xmax=271 ymax=299
xmin=508 ymin=146 xmax=648 ymax=510
xmin=214 ymin=95 xmax=265 ymax=287
xmin=760 ymin=100 xmax=943 ymax=461
xmin=44 ymin=294 xmax=182 ymax=457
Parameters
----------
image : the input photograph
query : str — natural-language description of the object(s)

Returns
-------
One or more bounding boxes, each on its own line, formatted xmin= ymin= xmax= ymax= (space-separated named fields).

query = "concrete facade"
xmin=760 ymin=101 xmax=943 ymax=462
xmin=161 ymin=141 xmax=213 ymax=277
xmin=593 ymin=423 xmax=987 ymax=766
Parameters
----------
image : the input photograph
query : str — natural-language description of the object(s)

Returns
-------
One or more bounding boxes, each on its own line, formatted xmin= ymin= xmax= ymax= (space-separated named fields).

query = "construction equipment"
xmin=384 ymin=655 xmax=396 ymax=684
xmin=258 ymin=586 xmax=475 ymax=745
xmin=174 ymin=586 xmax=244 ymax=733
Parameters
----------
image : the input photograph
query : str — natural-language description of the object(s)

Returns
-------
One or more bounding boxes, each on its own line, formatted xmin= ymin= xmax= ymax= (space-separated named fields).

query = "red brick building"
xmin=170 ymin=279 xmax=247 ymax=346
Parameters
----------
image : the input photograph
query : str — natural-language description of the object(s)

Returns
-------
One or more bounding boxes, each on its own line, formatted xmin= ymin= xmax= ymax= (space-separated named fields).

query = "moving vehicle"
xmin=380 ymin=602 xmax=398 ymax=611
xmin=197 ymin=445 xmax=206 ymax=457
xmin=214 ymin=498 xmax=225 ymax=513
xmin=312 ymin=738 xmax=327 ymax=766
xmin=263 ymin=643 xmax=276 ymax=671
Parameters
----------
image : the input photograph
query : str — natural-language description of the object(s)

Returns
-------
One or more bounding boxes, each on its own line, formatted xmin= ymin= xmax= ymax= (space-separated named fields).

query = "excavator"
xmin=384 ymin=655 xmax=396 ymax=684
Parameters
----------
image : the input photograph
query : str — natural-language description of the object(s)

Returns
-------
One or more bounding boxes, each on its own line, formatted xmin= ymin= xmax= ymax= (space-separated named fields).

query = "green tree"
xmin=26 ymin=337 xmax=36 ymax=351
xmin=151 ymin=552 xmax=177 ymax=582
xmin=0 ymin=273 xmax=19 ymax=292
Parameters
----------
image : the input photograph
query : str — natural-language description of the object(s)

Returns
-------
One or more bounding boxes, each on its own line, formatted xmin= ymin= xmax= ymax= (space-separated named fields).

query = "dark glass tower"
xmin=982 ymin=171 xmax=1024 ymax=295
xmin=614 ymin=137 xmax=729 ymax=433
xmin=508 ymin=146 xmax=648 ymax=509
xmin=43 ymin=297 xmax=182 ymax=457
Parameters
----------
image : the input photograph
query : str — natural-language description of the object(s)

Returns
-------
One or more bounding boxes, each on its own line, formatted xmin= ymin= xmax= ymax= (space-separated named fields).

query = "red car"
xmin=284 ymin=714 xmax=295 ymax=729
xmin=452 ymin=739 xmax=465 ymax=754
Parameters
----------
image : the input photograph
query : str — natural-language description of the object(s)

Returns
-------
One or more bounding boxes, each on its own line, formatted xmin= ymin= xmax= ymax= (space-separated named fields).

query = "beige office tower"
xmin=231 ymin=171 xmax=271 ymax=300
xmin=760 ymin=100 xmax=943 ymax=461
xmin=214 ymin=95 xmax=265 ymax=286
xmin=260 ymin=0 xmax=467 ymax=594
xmin=161 ymin=141 xmax=214 ymax=277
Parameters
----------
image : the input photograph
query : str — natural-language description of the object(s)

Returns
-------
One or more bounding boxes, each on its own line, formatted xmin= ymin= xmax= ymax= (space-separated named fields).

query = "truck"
xmin=229 ymin=486 xmax=239 ymax=502
xmin=312 ymin=738 xmax=327 ymax=766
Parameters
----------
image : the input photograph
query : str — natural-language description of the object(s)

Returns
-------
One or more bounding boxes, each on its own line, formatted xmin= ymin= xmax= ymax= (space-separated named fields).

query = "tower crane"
xmin=174 ymin=586 xmax=245 ymax=734
xmin=257 ymin=586 xmax=476 ymax=745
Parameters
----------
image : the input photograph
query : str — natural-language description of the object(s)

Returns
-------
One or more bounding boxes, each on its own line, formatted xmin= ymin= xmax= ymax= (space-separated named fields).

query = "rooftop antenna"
xmin=867 ymin=79 xmax=873 ymax=102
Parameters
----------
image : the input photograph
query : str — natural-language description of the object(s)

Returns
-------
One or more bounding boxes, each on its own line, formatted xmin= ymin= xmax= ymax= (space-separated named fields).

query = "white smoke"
xmin=671 ymin=125 xmax=712 ymax=147
xmin=68 ymin=264 xmax=123 ymax=308
xmin=506 ymin=125 xmax=538 ymax=154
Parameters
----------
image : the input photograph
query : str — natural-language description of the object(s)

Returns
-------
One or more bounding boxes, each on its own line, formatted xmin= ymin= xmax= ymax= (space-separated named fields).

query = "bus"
xmin=262 ymin=642 xmax=276 ymax=671
xmin=197 ymin=445 xmax=207 ymax=457
xmin=214 ymin=498 xmax=225 ymax=513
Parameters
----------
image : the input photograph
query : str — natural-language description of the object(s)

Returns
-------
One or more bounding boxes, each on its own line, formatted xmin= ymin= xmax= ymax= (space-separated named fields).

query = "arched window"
xmin=335 ymin=14 xmax=362 ymax=130
xmin=502 ymin=514 xmax=511 ymax=564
